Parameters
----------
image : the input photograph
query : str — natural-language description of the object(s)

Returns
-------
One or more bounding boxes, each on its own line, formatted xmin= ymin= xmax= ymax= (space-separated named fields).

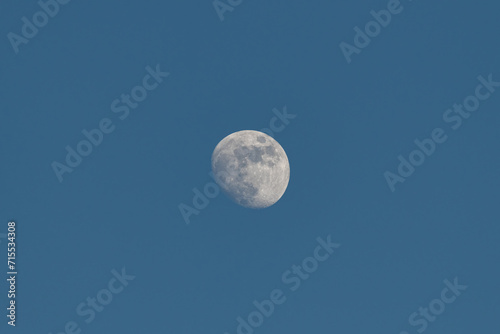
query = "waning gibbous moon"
xmin=211 ymin=130 xmax=290 ymax=209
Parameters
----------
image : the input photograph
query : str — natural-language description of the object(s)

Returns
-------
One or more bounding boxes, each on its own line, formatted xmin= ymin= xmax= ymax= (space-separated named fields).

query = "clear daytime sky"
xmin=1 ymin=0 xmax=499 ymax=333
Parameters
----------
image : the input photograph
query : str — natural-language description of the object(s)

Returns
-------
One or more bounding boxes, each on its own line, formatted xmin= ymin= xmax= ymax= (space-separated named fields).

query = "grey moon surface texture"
xmin=211 ymin=130 xmax=290 ymax=209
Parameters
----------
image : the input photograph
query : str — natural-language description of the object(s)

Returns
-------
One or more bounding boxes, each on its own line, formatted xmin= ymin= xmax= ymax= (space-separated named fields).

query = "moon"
xmin=211 ymin=130 xmax=290 ymax=209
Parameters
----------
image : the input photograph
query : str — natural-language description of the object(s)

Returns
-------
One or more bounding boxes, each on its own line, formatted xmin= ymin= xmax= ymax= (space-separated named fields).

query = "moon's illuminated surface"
xmin=211 ymin=130 xmax=290 ymax=209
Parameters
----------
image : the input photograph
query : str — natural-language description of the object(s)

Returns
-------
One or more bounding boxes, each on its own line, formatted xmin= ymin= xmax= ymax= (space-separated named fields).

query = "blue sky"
xmin=1 ymin=0 xmax=499 ymax=333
